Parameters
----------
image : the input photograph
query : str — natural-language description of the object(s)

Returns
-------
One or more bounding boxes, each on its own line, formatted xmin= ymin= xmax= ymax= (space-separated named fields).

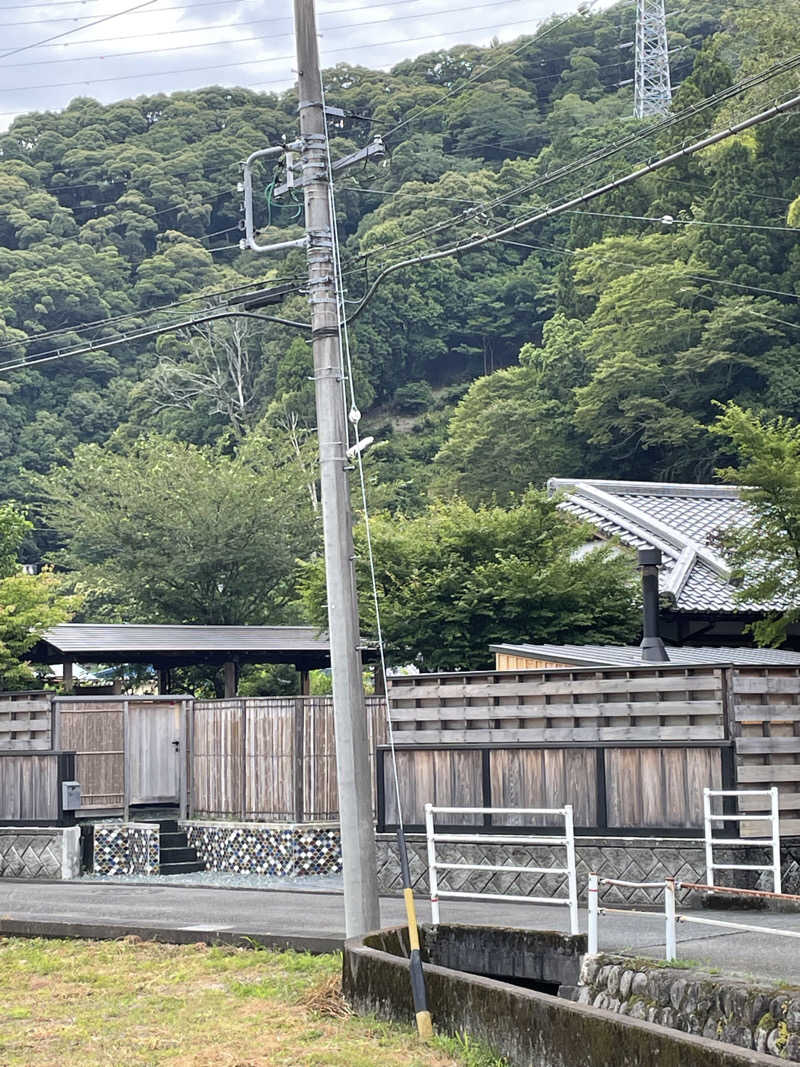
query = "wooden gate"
xmin=54 ymin=697 xmax=188 ymax=816
xmin=128 ymin=700 xmax=183 ymax=806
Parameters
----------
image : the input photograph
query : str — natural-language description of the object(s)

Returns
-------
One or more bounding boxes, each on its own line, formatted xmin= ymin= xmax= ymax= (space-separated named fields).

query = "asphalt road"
xmin=1 ymin=879 xmax=799 ymax=984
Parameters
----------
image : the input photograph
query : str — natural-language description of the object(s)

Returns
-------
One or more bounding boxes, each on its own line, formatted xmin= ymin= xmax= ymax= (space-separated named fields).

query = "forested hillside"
xmin=0 ymin=0 xmax=797 ymax=674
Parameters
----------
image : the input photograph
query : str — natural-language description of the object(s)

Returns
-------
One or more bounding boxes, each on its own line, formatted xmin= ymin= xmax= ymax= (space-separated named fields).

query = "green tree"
xmin=299 ymin=492 xmax=638 ymax=670
xmin=41 ymin=433 xmax=318 ymax=625
xmin=0 ymin=505 xmax=80 ymax=688
xmin=711 ymin=404 xmax=800 ymax=646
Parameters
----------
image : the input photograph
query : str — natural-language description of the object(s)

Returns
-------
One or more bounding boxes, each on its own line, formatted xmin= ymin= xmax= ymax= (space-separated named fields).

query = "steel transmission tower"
xmin=634 ymin=0 xmax=672 ymax=118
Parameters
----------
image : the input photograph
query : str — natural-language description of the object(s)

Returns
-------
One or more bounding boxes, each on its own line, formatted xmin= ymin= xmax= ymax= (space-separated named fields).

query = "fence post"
xmin=187 ymin=698 xmax=195 ymax=819
xmin=564 ymin=804 xmax=580 ymax=936
xmin=424 ymin=803 xmax=440 ymax=924
xmin=771 ymin=786 xmax=782 ymax=895
xmin=587 ymin=872 xmax=599 ymax=954
xmin=293 ymin=697 xmax=305 ymax=823
xmin=122 ymin=699 xmax=130 ymax=823
xmin=664 ymin=877 xmax=677 ymax=961
xmin=703 ymin=787 xmax=714 ymax=888
xmin=239 ymin=698 xmax=247 ymax=821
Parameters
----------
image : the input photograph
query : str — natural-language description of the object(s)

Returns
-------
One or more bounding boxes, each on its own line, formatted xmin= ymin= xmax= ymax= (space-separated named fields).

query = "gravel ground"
xmin=80 ymin=870 xmax=344 ymax=892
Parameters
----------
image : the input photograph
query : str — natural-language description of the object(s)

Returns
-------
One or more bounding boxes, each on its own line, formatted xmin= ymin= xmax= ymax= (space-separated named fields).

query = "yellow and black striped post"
xmin=397 ymin=825 xmax=433 ymax=1041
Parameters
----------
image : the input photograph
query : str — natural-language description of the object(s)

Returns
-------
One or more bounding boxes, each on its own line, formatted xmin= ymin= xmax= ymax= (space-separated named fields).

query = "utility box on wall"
xmin=61 ymin=781 xmax=81 ymax=811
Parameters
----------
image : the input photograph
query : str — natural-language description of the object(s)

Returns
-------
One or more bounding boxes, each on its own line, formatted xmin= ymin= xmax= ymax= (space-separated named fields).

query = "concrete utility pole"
xmin=293 ymin=0 xmax=381 ymax=937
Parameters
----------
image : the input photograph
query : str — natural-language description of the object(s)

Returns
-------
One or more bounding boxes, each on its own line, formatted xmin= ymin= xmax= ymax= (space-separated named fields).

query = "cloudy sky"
xmin=0 ymin=0 xmax=603 ymax=130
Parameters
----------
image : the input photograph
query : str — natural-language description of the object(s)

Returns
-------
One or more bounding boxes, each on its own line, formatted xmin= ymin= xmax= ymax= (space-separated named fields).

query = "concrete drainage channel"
xmin=343 ymin=924 xmax=785 ymax=1067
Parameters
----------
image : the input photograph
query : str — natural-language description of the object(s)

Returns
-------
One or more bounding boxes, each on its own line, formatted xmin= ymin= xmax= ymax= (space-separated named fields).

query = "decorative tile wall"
xmin=93 ymin=823 xmax=159 ymax=875
xmin=185 ymin=821 xmax=341 ymax=877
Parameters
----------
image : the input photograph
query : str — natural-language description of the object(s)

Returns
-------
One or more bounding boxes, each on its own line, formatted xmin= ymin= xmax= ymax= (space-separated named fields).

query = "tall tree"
xmin=41 ymin=433 xmax=318 ymax=625
xmin=300 ymin=491 xmax=638 ymax=671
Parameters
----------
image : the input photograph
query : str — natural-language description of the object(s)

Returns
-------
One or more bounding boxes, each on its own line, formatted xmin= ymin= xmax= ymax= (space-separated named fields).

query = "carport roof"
xmin=29 ymin=623 xmax=355 ymax=669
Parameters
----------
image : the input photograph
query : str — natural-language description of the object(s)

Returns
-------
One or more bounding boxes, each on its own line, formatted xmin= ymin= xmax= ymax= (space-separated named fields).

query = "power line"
xmin=567 ymin=209 xmax=800 ymax=233
xmin=0 ymin=14 xmax=559 ymax=92
xmin=344 ymin=90 xmax=800 ymax=324
xmin=497 ymin=237 xmax=800 ymax=302
xmin=351 ymin=59 xmax=800 ymax=265
xmin=377 ymin=0 xmax=602 ymax=142
xmin=0 ymin=0 xmax=458 ymax=23
xmin=23 ymin=0 xmax=532 ymax=55
xmin=0 ymin=0 xmax=160 ymax=61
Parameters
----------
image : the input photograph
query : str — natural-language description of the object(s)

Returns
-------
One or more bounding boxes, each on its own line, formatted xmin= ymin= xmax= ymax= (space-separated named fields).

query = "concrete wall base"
xmin=376 ymin=834 xmax=800 ymax=906
xmin=0 ymin=825 xmax=80 ymax=879
xmin=344 ymin=925 xmax=778 ymax=1067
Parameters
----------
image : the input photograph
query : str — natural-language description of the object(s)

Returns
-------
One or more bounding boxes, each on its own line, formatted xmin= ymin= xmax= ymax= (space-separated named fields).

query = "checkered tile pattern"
xmin=93 ymin=824 xmax=159 ymax=876
xmin=185 ymin=822 xmax=342 ymax=877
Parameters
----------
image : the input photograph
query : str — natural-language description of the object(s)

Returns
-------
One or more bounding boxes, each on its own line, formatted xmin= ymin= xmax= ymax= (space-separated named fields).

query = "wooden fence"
xmin=2 ymin=664 xmax=799 ymax=833
xmin=0 ymin=751 xmax=75 ymax=824
xmin=190 ymin=696 xmax=387 ymax=821
xmin=383 ymin=664 xmax=800 ymax=836
xmin=0 ymin=692 xmax=52 ymax=750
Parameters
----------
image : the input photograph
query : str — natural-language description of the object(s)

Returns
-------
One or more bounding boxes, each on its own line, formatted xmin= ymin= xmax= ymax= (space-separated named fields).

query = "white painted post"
xmin=703 ymin=787 xmax=714 ymax=888
xmin=564 ymin=804 xmax=580 ymax=936
xmin=587 ymin=872 xmax=599 ymax=954
xmin=771 ymin=786 xmax=782 ymax=895
xmin=424 ymin=803 xmax=440 ymax=924
xmin=664 ymin=877 xmax=677 ymax=961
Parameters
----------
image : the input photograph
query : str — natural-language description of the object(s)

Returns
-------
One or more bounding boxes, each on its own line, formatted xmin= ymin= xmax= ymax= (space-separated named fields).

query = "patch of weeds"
xmin=434 ymin=1030 xmax=507 ymax=1067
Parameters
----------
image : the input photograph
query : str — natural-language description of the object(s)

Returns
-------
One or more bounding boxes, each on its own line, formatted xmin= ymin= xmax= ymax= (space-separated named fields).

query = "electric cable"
xmin=0 ymin=0 xmax=160 ymax=61
xmin=343 ymin=90 xmax=800 ymax=325
xmin=15 ymin=0 xmax=534 ymax=61
xmin=321 ymin=69 xmax=431 ymax=1038
xmin=0 ymin=14 xmax=566 ymax=93
xmin=566 ymin=209 xmax=800 ymax=233
xmin=352 ymin=57 xmax=800 ymax=264
xmin=496 ymin=236 xmax=800 ymax=305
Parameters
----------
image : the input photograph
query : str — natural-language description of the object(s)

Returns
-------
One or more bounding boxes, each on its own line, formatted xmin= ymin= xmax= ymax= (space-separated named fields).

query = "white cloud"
xmin=0 ymin=0 xmax=600 ymax=129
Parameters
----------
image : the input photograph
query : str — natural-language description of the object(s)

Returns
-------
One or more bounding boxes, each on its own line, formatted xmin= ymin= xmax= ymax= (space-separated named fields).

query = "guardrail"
xmin=588 ymin=874 xmax=800 ymax=960
xmin=424 ymin=802 xmax=579 ymax=934
xmin=704 ymin=786 xmax=781 ymax=893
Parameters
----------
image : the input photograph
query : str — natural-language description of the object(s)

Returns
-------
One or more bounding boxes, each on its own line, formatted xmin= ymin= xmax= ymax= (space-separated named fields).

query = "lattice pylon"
xmin=634 ymin=0 xmax=672 ymax=118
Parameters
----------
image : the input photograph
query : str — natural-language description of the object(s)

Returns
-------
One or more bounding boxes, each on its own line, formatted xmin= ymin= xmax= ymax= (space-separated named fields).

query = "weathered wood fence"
xmin=190 ymin=696 xmax=387 ymax=821
xmin=0 ymin=751 xmax=75 ymax=824
xmin=0 ymin=692 xmax=53 ymax=749
xmin=3 ymin=664 xmax=800 ymax=833
xmin=381 ymin=665 xmax=800 ymax=836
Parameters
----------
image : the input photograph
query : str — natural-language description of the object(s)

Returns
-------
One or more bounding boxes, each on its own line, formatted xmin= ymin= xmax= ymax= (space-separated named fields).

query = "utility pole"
xmin=293 ymin=0 xmax=381 ymax=937
xmin=634 ymin=0 xmax=672 ymax=118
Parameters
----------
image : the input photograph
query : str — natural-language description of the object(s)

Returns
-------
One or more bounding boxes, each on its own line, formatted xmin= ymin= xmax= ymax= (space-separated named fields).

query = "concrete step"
xmin=159 ymin=860 xmax=205 ymax=875
xmin=159 ymin=831 xmax=188 ymax=850
xmin=159 ymin=846 xmax=197 ymax=865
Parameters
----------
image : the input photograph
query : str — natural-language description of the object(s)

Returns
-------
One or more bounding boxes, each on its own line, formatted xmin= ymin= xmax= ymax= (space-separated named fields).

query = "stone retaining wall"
xmin=376 ymin=834 xmax=800 ymax=906
xmin=0 ymin=825 xmax=80 ymax=879
xmin=575 ymin=954 xmax=800 ymax=1060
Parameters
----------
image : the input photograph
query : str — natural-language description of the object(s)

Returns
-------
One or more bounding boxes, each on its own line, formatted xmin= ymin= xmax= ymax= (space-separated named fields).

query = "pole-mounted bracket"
xmin=272 ymin=135 xmax=386 ymax=199
xmin=239 ymin=145 xmax=308 ymax=254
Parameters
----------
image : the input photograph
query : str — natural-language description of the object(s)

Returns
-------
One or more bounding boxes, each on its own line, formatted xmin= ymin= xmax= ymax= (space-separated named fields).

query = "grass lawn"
xmin=0 ymin=937 xmax=504 ymax=1067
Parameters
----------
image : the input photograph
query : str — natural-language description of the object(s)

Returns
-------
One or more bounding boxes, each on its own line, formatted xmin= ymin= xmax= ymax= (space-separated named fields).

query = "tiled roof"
xmin=491 ymin=642 xmax=800 ymax=668
xmin=548 ymin=478 xmax=773 ymax=615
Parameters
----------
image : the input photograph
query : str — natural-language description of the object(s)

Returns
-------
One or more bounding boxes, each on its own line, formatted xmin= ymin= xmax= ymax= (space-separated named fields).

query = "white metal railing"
xmin=424 ymin=803 xmax=580 ymax=934
xmin=704 ymin=787 xmax=781 ymax=893
xmin=588 ymin=874 xmax=800 ymax=961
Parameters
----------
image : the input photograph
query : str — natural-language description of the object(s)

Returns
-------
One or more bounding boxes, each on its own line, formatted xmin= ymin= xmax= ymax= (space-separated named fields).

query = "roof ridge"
xmin=548 ymin=477 xmax=741 ymax=498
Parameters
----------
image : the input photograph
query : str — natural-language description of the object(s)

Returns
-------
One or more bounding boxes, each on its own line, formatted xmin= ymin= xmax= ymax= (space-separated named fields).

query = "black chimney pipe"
xmin=638 ymin=547 xmax=670 ymax=662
